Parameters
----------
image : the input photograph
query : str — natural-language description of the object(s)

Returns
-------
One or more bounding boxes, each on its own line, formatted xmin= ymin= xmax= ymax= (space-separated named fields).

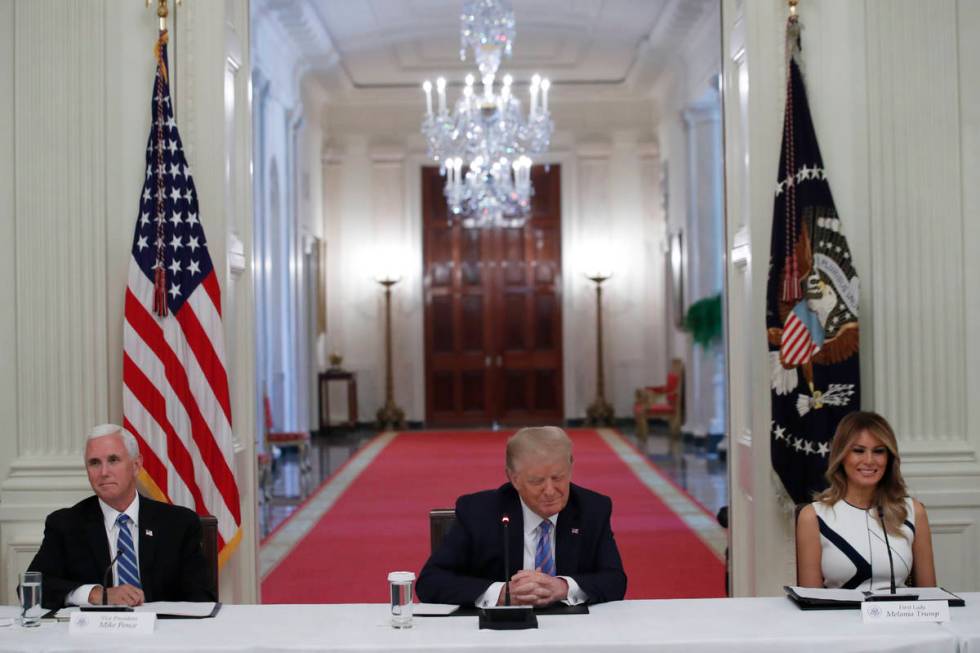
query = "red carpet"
xmin=261 ymin=430 xmax=724 ymax=603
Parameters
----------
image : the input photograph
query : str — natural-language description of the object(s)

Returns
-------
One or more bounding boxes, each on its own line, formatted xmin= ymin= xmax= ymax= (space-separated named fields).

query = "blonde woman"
xmin=796 ymin=411 xmax=936 ymax=589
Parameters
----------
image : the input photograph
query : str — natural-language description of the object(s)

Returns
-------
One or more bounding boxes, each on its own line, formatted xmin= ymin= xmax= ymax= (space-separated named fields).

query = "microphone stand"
xmin=477 ymin=513 xmax=537 ymax=630
xmin=502 ymin=515 xmax=511 ymax=607
xmin=865 ymin=505 xmax=917 ymax=602
xmin=81 ymin=550 xmax=134 ymax=612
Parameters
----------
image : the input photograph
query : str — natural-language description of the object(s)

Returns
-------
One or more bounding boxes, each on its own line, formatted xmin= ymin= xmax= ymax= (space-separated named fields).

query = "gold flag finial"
xmin=146 ymin=0 xmax=182 ymax=32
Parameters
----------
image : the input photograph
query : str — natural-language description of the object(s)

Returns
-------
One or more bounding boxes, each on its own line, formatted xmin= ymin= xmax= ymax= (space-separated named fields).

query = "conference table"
xmin=0 ymin=594 xmax=977 ymax=652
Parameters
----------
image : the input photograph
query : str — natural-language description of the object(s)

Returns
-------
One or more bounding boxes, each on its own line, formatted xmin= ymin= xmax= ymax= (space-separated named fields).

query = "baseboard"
xmin=564 ymin=417 xmax=634 ymax=428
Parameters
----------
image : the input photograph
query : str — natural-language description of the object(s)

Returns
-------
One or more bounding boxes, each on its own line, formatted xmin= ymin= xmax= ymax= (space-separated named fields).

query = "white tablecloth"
xmin=941 ymin=594 xmax=980 ymax=652
xmin=0 ymin=595 xmax=974 ymax=653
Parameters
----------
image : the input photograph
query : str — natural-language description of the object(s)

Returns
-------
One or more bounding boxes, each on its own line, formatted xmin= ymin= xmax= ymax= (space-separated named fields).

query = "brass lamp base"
xmin=586 ymin=398 xmax=614 ymax=426
xmin=376 ymin=401 xmax=405 ymax=431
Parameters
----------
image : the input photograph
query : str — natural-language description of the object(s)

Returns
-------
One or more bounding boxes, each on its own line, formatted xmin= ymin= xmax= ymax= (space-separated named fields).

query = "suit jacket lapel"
xmin=137 ymin=495 xmax=156 ymax=595
xmin=555 ymin=488 xmax=582 ymax=576
xmin=84 ymin=499 xmax=111 ymax=582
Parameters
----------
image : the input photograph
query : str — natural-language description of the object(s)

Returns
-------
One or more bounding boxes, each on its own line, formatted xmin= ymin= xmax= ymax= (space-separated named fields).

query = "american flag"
xmin=123 ymin=32 xmax=241 ymax=562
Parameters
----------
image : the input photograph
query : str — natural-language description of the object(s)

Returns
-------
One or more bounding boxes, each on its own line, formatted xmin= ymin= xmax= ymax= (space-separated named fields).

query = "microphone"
xmin=501 ymin=514 xmax=511 ymax=607
xmin=865 ymin=505 xmax=915 ymax=602
xmin=102 ymin=549 xmax=123 ymax=605
xmin=80 ymin=549 xmax=133 ymax=612
xmin=477 ymin=513 xmax=536 ymax=630
xmin=878 ymin=506 xmax=897 ymax=595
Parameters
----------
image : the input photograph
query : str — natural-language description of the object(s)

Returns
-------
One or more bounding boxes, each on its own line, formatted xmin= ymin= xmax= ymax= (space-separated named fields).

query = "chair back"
xmin=667 ymin=358 xmax=685 ymax=408
xmin=429 ymin=508 xmax=457 ymax=553
xmin=199 ymin=514 xmax=219 ymax=600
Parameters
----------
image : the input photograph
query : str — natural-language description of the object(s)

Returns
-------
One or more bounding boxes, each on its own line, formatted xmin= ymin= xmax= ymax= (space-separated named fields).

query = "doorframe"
xmin=408 ymin=149 xmax=579 ymax=426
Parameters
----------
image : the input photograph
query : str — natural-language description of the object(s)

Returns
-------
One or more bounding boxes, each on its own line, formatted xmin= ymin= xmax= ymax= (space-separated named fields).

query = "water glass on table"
xmin=388 ymin=571 xmax=415 ymax=629
xmin=18 ymin=571 xmax=42 ymax=628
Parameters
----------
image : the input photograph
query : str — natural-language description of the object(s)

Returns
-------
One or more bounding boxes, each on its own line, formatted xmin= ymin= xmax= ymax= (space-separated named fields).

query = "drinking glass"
xmin=18 ymin=571 xmax=42 ymax=627
xmin=388 ymin=571 xmax=415 ymax=629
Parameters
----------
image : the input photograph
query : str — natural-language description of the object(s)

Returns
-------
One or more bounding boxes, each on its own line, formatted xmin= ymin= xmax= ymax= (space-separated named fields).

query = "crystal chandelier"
xmin=421 ymin=0 xmax=553 ymax=228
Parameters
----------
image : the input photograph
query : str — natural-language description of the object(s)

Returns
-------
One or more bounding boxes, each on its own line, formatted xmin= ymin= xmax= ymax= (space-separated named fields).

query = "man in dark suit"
xmin=417 ymin=426 xmax=627 ymax=606
xmin=27 ymin=424 xmax=214 ymax=609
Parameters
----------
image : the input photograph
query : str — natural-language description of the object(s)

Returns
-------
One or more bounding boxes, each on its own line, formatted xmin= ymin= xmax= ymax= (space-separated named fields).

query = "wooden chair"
xmin=263 ymin=393 xmax=313 ymax=498
xmin=429 ymin=508 xmax=457 ymax=553
xmin=633 ymin=358 xmax=685 ymax=450
xmin=256 ymin=451 xmax=273 ymax=537
xmin=199 ymin=514 xmax=219 ymax=601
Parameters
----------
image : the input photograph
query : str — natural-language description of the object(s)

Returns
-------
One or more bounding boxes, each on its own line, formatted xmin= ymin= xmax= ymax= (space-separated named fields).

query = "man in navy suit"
xmin=27 ymin=424 xmax=214 ymax=609
xmin=417 ymin=426 xmax=627 ymax=606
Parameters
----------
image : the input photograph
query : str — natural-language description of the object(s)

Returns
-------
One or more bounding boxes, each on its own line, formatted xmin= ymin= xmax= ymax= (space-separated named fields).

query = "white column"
xmin=370 ymin=144 xmax=424 ymax=422
xmin=637 ymin=142 xmax=669 ymax=400
xmin=682 ymin=98 xmax=725 ymax=439
xmin=327 ymin=136 xmax=381 ymax=421
xmin=605 ymin=132 xmax=667 ymax=416
xmin=567 ymin=142 xmax=612 ymax=419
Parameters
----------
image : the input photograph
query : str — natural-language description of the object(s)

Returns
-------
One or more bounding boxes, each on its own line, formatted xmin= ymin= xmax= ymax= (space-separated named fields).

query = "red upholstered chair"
xmin=263 ymin=393 xmax=313 ymax=498
xmin=633 ymin=358 xmax=685 ymax=450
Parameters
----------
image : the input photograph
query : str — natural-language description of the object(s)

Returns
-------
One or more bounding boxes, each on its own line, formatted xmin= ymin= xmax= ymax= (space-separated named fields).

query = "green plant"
xmin=684 ymin=293 xmax=722 ymax=348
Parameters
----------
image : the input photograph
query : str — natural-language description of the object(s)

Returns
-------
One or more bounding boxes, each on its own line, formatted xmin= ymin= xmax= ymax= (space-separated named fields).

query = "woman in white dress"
xmin=796 ymin=411 xmax=936 ymax=590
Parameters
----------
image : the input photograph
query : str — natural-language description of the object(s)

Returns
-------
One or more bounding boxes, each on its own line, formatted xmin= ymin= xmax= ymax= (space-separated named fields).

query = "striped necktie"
xmin=535 ymin=520 xmax=556 ymax=576
xmin=115 ymin=514 xmax=142 ymax=589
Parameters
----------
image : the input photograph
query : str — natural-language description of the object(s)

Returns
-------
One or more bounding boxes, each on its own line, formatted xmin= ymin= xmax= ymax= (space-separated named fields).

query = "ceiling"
xmin=255 ymin=0 xmax=720 ymax=103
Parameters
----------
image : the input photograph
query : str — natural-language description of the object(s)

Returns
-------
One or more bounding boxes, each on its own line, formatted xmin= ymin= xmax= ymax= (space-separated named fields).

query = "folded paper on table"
xmin=785 ymin=586 xmax=964 ymax=610
xmin=55 ymin=602 xmax=221 ymax=619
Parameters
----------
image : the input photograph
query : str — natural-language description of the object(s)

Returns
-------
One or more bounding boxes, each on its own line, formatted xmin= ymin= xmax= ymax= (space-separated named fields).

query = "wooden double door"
xmin=422 ymin=165 xmax=564 ymax=426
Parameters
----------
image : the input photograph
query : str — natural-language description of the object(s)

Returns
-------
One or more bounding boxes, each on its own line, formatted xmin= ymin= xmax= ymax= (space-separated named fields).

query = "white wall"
xmin=0 ymin=0 xmax=258 ymax=603
xmin=724 ymin=0 xmax=980 ymax=595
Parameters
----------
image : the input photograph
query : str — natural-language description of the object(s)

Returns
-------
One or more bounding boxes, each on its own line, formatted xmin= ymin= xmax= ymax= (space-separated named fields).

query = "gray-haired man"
xmin=417 ymin=426 xmax=627 ymax=606
xmin=27 ymin=424 xmax=214 ymax=609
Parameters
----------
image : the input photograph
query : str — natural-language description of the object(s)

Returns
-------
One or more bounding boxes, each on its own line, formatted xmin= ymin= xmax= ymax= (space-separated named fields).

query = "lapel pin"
xmin=145 ymin=529 xmax=153 ymax=537
xmin=571 ymin=528 xmax=579 ymax=535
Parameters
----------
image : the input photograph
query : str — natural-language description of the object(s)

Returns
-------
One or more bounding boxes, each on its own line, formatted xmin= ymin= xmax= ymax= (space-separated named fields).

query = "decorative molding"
xmin=912 ymin=489 xmax=980 ymax=508
xmin=929 ymin=519 xmax=974 ymax=536
xmin=251 ymin=0 xmax=333 ymax=110
xmin=576 ymin=142 xmax=613 ymax=160
xmin=635 ymin=141 xmax=660 ymax=160
xmin=228 ymin=232 xmax=247 ymax=276
xmin=175 ymin=0 xmax=197 ymax=168
xmin=866 ymin=0 xmax=968 ymax=446
xmin=902 ymin=447 xmax=979 ymax=468
xmin=14 ymin=0 xmax=109 ymax=457
xmin=369 ymin=144 xmax=406 ymax=164
xmin=3 ymin=540 xmax=44 ymax=604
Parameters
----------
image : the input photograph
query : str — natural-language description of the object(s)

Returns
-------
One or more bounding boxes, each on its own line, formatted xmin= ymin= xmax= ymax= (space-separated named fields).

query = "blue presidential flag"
xmin=767 ymin=18 xmax=860 ymax=505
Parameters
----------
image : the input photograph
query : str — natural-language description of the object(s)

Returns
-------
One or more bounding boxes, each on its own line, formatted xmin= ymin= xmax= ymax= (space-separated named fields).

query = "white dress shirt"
xmin=476 ymin=498 xmax=588 ymax=607
xmin=66 ymin=495 xmax=141 ymax=606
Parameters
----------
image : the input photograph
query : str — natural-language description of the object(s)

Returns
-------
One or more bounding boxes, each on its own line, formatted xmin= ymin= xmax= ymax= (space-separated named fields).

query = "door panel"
xmin=423 ymin=165 xmax=563 ymax=426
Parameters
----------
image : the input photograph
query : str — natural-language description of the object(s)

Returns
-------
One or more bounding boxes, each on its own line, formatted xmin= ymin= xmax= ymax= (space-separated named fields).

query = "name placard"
xmin=862 ymin=600 xmax=950 ymax=624
xmin=69 ymin=611 xmax=156 ymax=635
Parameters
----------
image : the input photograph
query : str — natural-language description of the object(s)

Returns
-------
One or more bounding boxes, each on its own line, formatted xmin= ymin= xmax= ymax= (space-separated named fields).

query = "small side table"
xmin=318 ymin=369 xmax=358 ymax=432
